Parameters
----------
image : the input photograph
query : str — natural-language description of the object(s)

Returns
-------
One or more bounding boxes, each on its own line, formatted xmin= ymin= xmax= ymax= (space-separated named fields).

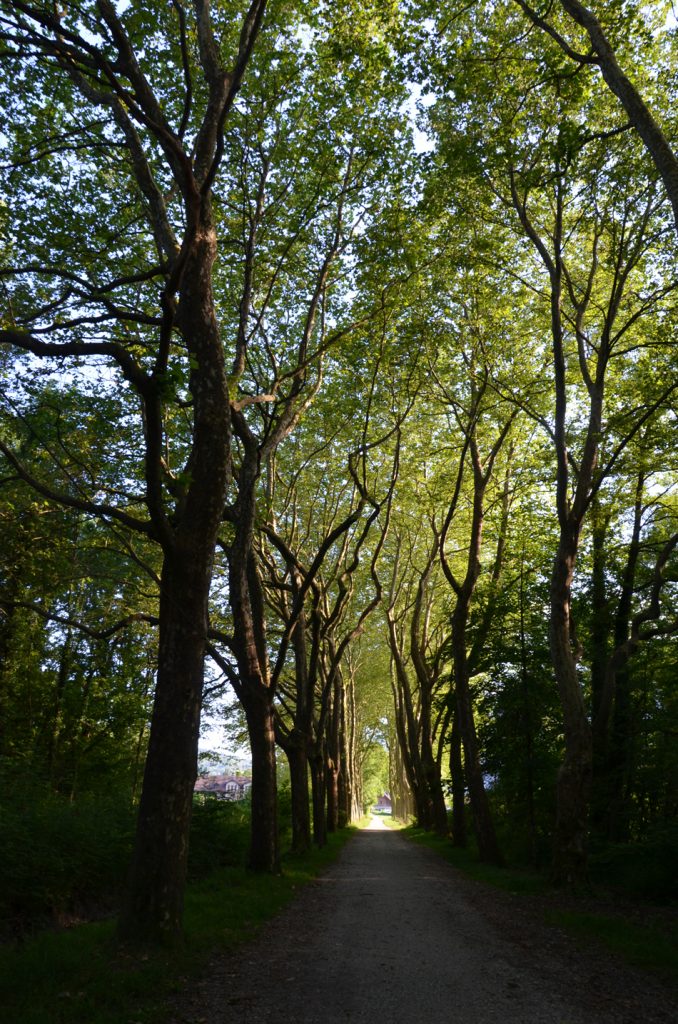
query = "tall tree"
xmin=436 ymin=355 xmax=515 ymax=866
xmin=385 ymin=530 xmax=449 ymax=834
xmin=202 ymin=0 xmax=411 ymax=871
xmin=0 ymin=0 xmax=268 ymax=943
xmin=514 ymin=0 xmax=678 ymax=228
xmin=506 ymin=132 xmax=677 ymax=882
xmin=414 ymin=0 xmax=678 ymax=878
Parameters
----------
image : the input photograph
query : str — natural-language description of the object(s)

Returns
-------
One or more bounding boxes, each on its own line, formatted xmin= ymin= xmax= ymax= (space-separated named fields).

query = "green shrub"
xmin=1 ymin=789 xmax=258 ymax=935
xmin=0 ymin=788 xmax=135 ymax=935
xmin=187 ymin=798 xmax=250 ymax=877
xmin=589 ymin=825 xmax=678 ymax=902
xmin=1 ymin=775 xmax=301 ymax=936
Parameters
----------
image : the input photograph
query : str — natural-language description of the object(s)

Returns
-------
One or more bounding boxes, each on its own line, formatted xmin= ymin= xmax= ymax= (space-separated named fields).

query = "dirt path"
xmin=170 ymin=818 xmax=677 ymax=1023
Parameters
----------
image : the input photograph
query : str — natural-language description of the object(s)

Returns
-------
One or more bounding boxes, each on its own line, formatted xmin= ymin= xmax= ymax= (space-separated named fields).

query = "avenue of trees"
xmin=0 ymin=1 xmax=676 ymax=944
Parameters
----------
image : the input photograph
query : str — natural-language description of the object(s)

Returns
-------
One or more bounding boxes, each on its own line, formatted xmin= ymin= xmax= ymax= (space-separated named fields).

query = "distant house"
xmin=194 ymin=774 xmax=252 ymax=801
xmin=374 ymin=793 xmax=392 ymax=813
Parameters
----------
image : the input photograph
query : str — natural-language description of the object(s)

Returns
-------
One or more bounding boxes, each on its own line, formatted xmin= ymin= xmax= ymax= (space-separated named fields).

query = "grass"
xmin=545 ymin=909 xmax=678 ymax=984
xmin=402 ymin=824 xmax=549 ymax=894
xmin=376 ymin=812 xmax=406 ymax=830
xmin=0 ymin=827 xmax=358 ymax=1024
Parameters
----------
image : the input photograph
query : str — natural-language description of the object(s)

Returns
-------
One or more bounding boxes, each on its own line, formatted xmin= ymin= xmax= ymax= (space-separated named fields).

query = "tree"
xmin=411 ymin=0 xmax=678 ymax=879
xmin=514 ymin=0 xmax=678 ymax=228
xmin=0 ymin=0 xmax=268 ymax=943
xmin=504 ymin=103 xmax=677 ymax=885
xmin=582 ymin=457 xmax=678 ymax=840
xmin=256 ymin=434 xmax=369 ymax=853
xmin=435 ymin=344 xmax=515 ymax=866
xmin=200 ymin=10 xmax=414 ymax=866
xmin=0 ymin=0 xmax=415 ymax=933
xmin=385 ymin=529 xmax=449 ymax=833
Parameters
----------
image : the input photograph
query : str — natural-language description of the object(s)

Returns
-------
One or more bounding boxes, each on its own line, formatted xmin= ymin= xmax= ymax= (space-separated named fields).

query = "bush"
xmin=1 ymin=778 xmax=301 ymax=936
xmin=187 ymin=798 xmax=251 ymax=877
xmin=0 ymin=786 xmax=135 ymax=936
xmin=589 ymin=825 xmax=678 ymax=902
xmin=188 ymin=785 xmax=295 ymax=877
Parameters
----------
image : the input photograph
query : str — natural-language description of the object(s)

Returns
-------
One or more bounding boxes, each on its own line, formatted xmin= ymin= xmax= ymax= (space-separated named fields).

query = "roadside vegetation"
xmin=0 ymin=801 xmax=357 ymax=1024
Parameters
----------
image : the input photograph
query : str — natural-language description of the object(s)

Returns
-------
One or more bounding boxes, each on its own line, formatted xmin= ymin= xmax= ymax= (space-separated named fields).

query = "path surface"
xmin=171 ymin=818 xmax=677 ymax=1024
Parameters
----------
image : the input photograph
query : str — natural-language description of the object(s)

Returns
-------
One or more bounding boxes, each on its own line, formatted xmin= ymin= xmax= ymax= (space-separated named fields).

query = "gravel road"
xmin=170 ymin=817 xmax=677 ymax=1024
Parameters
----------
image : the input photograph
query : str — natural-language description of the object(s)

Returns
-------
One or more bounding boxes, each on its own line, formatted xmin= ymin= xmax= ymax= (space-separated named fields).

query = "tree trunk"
xmin=395 ymin=700 xmax=430 ymax=828
xmin=119 ymin=203 xmax=232 ymax=943
xmin=519 ymin=558 xmax=538 ymax=867
xmin=596 ymin=472 xmax=644 ymax=840
xmin=440 ymin=430 xmax=507 ymax=864
xmin=69 ymin=663 xmax=95 ymax=801
xmin=284 ymin=738 xmax=311 ymax=854
xmin=337 ymin=678 xmax=351 ymax=827
xmin=326 ymin=674 xmax=341 ymax=833
xmin=310 ymin=750 xmax=327 ymax=847
xmin=118 ymin=552 xmax=211 ymax=944
xmin=549 ymin=538 xmax=593 ymax=885
xmin=605 ymin=661 xmax=634 ymax=842
xmin=558 ymin=0 xmax=678 ymax=229
xmin=345 ymin=673 xmax=362 ymax=821
xmin=326 ymin=757 xmax=339 ymax=833
xmin=589 ymin=504 xmax=612 ymax=834
xmin=229 ymin=452 xmax=280 ymax=872
xmin=419 ymin=686 xmax=448 ymax=837
xmin=243 ymin=686 xmax=280 ymax=872
xmin=0 ymin=595 xmax=18 ymax=759
xmin=390 ymin=737 xmax=413 ymax=821
xmin=452 ymin=615 xmax=504 ymax=865
xmin=46 ymin=628 xmax=73 ymax=788
xmin=422 ymin=736 xmax=448 ymax=835
xmin=388 ymin=623 xmax=435 ymax=830
xmin=449 ymin=704 xmax=467 ymax=848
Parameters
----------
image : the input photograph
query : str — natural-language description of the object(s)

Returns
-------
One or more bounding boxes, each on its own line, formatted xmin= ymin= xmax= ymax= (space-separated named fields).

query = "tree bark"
xmin=243 ymin=684 xmax=280 ymax=871
xmin=118 ymin=549 xmax=215 ymax=943
xmin=282 ymin=736 xmax=311 ymax=854
xmin=229 ymin=451 xmax=281 ymax=872
xmin=390 ymin=737 xmax=415 ymax=822
xmin=449 ymin=704 xmax=467 ymax=848
xmin=598 ymin=473 xmax=658 ymax=841
xmin=549 ymin=535 xmax=593 ymax=885
xmin=272 ymin=576 xmax=315 ymax=854
xmin=326 ymin=760 xmax=340 ymax=834
xmin=387 ymin=615 xmax=436 ymax=830
xmin=443 ymin=434 xmax=505 ymax=866
xmin=557 ymin=0 xmax=678 ymax=230
xmin=409 ymin=558 xmax=449 ymax=836
xmin=119 ymin=205 xmax=232 ymax=943
xmin=345 ymin=672 xmax=362 ymax=821
xmin=310 ymin=748 xmax=328 ymax=847
xmin=518 ymin=555 xmax=538 ymax=867
xmin=452 ymin=600 xmax=504 ymax=865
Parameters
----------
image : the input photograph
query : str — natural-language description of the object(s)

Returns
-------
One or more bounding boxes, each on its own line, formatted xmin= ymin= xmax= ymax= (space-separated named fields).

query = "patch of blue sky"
xmin=402 ymin=82 xmax=436 ymax=154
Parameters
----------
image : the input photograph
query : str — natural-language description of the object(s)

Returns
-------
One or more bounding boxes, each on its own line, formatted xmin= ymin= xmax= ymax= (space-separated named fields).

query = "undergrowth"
xmin=544 ymin=910 xmax=678 ymax=984
xmin=403 ymin=825 xmax=548 ymax=894
xmin=0 ymin=789 xmax=261 ymax=938
xmin=0 ymin=825 xmax=357 ymax=1024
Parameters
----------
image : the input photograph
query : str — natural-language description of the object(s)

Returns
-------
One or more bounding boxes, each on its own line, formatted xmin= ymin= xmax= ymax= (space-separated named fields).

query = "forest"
xmin=0 ymin=0 xmax=676 ymax=952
